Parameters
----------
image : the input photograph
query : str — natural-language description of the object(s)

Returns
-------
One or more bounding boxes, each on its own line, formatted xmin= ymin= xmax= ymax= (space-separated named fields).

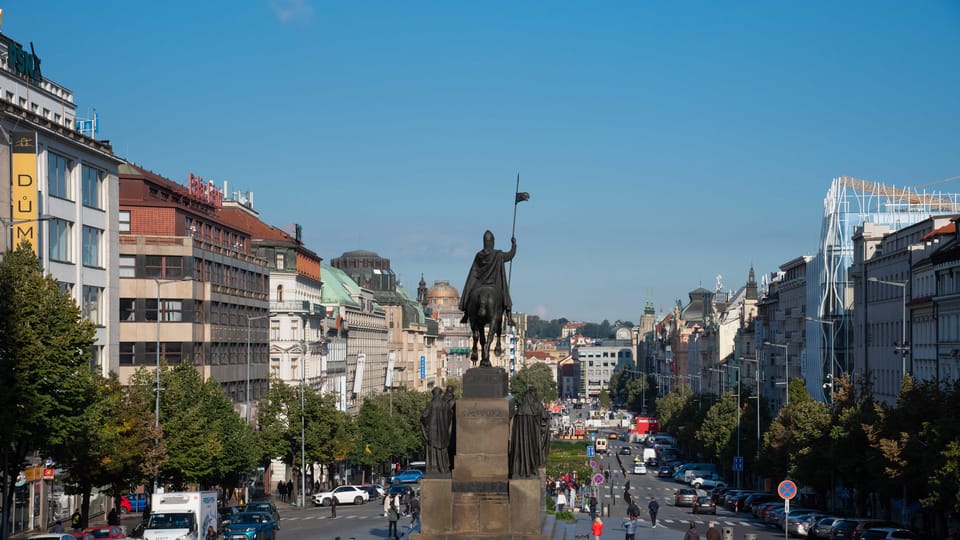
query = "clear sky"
xmin=8 ymin=1 xmax=959 ymax=323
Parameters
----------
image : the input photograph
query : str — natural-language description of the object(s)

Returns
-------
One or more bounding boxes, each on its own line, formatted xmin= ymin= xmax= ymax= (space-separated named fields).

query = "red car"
xmin=83 ymin=526 xmax=126 ymax=540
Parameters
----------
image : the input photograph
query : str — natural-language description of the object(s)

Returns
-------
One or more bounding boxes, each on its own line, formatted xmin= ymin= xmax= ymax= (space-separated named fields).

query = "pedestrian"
xmin=277 ymin=481 xmax=286 ymax=502
xmin=556 ymin=490 xmax=567 ymax=513
xmin=286 ymin=480 xmax=294 ymax=503
xmin=330 ymin=493 xmax=337 ymax=519
xmin=648 ymin=496 xmax=660 ymax=528
xmin=627 ymin=500 xmax=640 ymax=520
xmin=589 ymin=495 xmax=598 ymax=521
xmin=410 ymin=493 xmax=421 ymax=530
xmin=706 ymin=522 xmax=721 ymax=540
xmin=205 ymin=525 xmax=216 ymax=540
xmin=71 ymin=509 xmax=82 ymax=531
xmin=684 ymin=521 xmax=701 ymax=540
xmin=107 ymin=507 xmax=119 ymax=526
xmin=591 ymin=517 xmax=604 ymax=540
xmin=387 ymin=502 xmax=400 ymax=539
xmin=622 ymin=514 xmax=638 ymax=540
xmin=51 ymin=521 xmax=64 ymax=533
xmin=623 ymin=487 xmax=632 ymax=506
xmin=383 ymin=493 xmax=392 ymax=517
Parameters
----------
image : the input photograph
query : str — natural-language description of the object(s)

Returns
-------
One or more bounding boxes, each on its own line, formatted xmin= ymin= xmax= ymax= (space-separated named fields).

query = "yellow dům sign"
xmin=11 ymin=131 xmax=38 ymax=253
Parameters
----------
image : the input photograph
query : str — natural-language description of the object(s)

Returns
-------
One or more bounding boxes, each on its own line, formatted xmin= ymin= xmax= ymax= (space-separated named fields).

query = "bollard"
xmin=602 ymin=504 xmax=609 ymax=517
xmin=744 ymin=534 xmax=757 ymax=540
xmin=723 ymin=527 xmax=734 ymax=540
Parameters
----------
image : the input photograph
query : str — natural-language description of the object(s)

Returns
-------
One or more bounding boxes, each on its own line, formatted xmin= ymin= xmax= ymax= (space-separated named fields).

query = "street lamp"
xmin=153 ymin=275 xmax=192 ymax=494
xmin=728 ymin=365 xmax=741 ymax=489
xmin=866 ymin=277 xmax=909 ymax=379
xmin=246 ymin=314 xmax=272 ymax=423
xmin=1 ymin=214 xmax=54 ymax=251
xmin=763 ymin=341 xmax=789 ymax=407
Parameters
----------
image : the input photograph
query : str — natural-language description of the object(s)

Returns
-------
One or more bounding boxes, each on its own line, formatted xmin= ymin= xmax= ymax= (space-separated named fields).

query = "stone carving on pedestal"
xmin=509 ymin=388 xmax=551 ymax=478
xmin=421 ymin=387 xmax=453 ymax=474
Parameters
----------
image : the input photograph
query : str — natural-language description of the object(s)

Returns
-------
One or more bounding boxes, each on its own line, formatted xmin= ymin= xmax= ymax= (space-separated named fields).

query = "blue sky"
xmin=8 ymin=1 xmax=959 ymax=323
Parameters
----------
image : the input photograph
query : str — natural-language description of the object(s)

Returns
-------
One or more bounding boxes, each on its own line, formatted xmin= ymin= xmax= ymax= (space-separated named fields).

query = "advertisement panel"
xmin=352 ymin=353 xmax=365 ymax=395
xmin=420 ymin=355 xmax=425 ymax=379
xmin=11 ymin=131 xmax=38 ymax=253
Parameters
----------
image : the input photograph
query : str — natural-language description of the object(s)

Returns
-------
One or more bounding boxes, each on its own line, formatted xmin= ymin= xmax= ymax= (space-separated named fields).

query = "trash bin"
xmin=744 ymin=534 xmax=756 ymax=540
xmin=723 ymin=527 xmax=734 ymax=540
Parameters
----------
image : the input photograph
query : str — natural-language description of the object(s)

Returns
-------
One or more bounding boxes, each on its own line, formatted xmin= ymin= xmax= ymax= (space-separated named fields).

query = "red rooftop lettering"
xmin=188 ymin=173 xmax=223 ymax=208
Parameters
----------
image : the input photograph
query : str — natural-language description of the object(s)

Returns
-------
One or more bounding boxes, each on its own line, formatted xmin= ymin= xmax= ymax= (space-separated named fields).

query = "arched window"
xmin=277 ymin=284 xmax=284 ymax=302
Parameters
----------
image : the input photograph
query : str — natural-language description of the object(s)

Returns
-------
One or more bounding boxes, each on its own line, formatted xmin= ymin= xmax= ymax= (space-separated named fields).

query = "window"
xmin=119 ymin=255 xmax=135 ymax=277
xmin=120 ymin=298 xmax=136 ymax=321
xmin=82 ymin=285 xmax=102 ymax=324
xmin=276 ymin=284 xmax=284 ymax=302
xmin=276 ymin=253 xmax=285 ymax=270
xmin=48 ymin=218 xmax=71 ymax=262
xmin=145 ymin=342 xmax=183 ymax=364
xmin=82 ymin=226 xmax=101 ymax=267
xmin=119 ymin=343 xmax=135 ymax=365
xmin=146 ymin=299 xmax=184 ymax=322
xmin=119 ymin=210 xmax=131 ymax=232
xmin=81 ymin=165 xmax=103 ymax=208
xmin=48 ymin=152 xmax=70 ymax=199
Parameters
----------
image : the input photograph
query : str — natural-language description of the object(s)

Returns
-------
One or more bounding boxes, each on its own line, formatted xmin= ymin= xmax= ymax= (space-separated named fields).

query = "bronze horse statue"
xmin=465 ymin=284 xmax=506 ymax=368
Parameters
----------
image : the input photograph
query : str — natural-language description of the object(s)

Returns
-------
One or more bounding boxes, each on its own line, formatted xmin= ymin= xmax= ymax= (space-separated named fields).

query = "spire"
xmin=417 ymin=273 xmax=427 ymax=306
xmin=746 ymin=264 xmax=758 ymax=300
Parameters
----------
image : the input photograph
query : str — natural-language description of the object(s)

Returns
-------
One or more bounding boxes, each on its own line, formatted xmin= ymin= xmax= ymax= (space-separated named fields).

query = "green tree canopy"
xmin=510 ymin=363 xmax=558 ymax=402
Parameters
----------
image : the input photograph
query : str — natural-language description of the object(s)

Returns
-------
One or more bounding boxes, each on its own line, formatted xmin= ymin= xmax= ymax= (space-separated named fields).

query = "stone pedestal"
xmin=412 ymin=369 xmax=548 ymax=540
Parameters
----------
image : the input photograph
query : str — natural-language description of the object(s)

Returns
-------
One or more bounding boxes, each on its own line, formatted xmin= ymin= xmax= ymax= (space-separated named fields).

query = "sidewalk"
xmin=553 ymin=513 xmax=685 ymax=540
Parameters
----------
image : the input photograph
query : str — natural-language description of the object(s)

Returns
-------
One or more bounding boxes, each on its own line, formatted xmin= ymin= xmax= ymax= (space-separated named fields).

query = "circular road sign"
xmin=589 ymin=460 xmax=597 ymax=469
xmin=593 ymin=473 xmax=605 ymax=485
xmin=778 ymin=480 xmax=798 ymax=500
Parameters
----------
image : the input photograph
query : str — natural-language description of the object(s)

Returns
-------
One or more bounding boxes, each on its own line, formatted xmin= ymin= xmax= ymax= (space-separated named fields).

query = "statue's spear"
xmin=509 ymin=173 xmax=530 ymax=288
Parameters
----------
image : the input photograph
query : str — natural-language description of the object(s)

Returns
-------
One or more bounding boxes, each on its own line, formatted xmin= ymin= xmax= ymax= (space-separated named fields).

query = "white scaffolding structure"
xmin=812 ymin=176 xmax=960 ymax=400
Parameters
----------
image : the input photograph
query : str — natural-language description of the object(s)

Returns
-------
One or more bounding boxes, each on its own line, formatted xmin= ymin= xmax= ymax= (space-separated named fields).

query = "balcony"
xmin=270 ymin=300 xmax=324 ymax=315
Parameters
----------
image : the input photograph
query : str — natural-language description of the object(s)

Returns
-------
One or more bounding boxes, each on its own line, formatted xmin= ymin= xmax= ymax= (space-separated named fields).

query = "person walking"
xmin=622 ymin=515 xmax=638 ymax=540
xmin=286 ymin=480 xmax=294 ymax=504
xmin=330 ymin=494 xmax=337 ymax=519
xmin=383 ymin=493 xmax=392 ymax=517
xmin=277 ymin=481 xmax=286 ymax=503
xmin=647 ymin=496 xmax=660 ymax=528
xmin=409 ymin=494 xmax=421 ymax=530
xmin=387 ymin=502 xmax=400 ymax=539
xmin=684 ymin=521 xmax=701 ymax=540
xmin=588 ymin=495 xmax=598 ymax=521
xmin=556 ymin=490 xmax=567 ymax=513
xmin=706 ymin=522 xmax=721 ymax=540
xmin=71 ymin=509 xmax=82 ymax=531
xmin=107 ymin=508 xmax=119 ymax=526
xmin=591 ymin=517 xmax=604 ymax=540
xmin=51 ymin=521 xmax=64 ymax=533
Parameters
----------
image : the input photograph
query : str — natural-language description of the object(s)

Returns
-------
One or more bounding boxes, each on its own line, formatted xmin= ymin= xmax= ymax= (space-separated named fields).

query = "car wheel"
xmin=120 ymin=507 xmax=128 ymax=514
xmin=320 ymin=498 xmax=329 ymax=507
xmin=354 ymin=496 xmax=363 ymax=505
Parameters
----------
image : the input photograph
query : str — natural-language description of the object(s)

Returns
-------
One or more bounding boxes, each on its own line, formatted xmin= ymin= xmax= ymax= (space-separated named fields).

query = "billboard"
xmin=352 ymin=353 xmax=365 ymax=395
xmin=11 ymin=131 xmax=38 ymax=253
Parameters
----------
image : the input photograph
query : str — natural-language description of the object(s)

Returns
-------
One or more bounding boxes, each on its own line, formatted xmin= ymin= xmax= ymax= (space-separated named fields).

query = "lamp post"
xmin=728 ymin=365 xmax=741 ymax=489
xmin=764 ymin=341 xmax=789 ymax=407
xmin=1 ymin=214 xmax=54 ymax=251
xmin=246 ymin=314 xmax=272 ymax=423
xmin=153 ymin=275 xmax=192 ymax=494
xmin=867 ymin=278 xmax=909 ymax=379
xmin=805 ymin=316 xmax=837 ymax=402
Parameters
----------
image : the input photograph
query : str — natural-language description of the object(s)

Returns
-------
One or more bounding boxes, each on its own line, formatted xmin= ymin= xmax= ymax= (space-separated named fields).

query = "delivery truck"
xmin=143 ymin=491 xmax=218 ymax=540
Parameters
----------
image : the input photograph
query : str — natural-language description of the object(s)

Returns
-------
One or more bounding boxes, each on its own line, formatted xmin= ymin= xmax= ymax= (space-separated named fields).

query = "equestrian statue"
xmin=459 ymin=230 xmax=515 ymax=367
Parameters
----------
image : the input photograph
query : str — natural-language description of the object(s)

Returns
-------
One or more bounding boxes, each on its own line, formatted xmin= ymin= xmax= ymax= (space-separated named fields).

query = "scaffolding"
xmin=812 ymin=176 xmax=960 ymax=400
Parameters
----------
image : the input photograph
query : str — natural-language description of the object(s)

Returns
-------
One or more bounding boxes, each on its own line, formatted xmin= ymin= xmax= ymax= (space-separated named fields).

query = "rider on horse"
xmin=460 ymin=230 xmax=516 ymax=325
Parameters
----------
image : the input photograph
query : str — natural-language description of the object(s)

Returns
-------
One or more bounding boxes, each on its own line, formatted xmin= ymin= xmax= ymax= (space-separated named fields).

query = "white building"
xmin=0 ymin=30 xmax=122 ymax=377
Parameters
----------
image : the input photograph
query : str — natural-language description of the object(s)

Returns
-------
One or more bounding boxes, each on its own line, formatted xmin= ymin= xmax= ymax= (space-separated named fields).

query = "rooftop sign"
xmin=1 ymin=35 xmax=42 ymax=82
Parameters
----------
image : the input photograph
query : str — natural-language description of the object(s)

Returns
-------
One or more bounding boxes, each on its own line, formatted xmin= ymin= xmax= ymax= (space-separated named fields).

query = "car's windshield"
xmin=228 ymin=513 xmax=265 ymax=525
xmin=146 ymin=513 xmax=195 ymax=530
xmin=88 ymin=529 xmax=114 ymax=538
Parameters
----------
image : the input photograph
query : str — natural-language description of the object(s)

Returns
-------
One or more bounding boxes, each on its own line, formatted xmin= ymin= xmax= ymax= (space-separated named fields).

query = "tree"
xmin=510 ymin=363 xmax=558 ymax=402
xmin=757 ymin=380 xmax=831 ymax=487
xmin=0 ymin=244 xmax=97 ymax=538
xmin=597 ymin=389 xmax=612 ymax=410
xmin=695 ymin=392 xmax=739 ymax=477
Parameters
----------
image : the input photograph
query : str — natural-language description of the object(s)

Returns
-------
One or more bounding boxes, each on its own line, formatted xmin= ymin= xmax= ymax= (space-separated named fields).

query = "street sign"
xmin=593 ymin=473 xmax=604 ymax=485
xmin=733 ymin=456 xmax=744 ymax=472
xmin=777 ymin=479 xmax=797 ymax=500
xmin=586 ymin=445 xmax=595 ymax=458
xmin=589 ymin=460 xmax=597 ymax=469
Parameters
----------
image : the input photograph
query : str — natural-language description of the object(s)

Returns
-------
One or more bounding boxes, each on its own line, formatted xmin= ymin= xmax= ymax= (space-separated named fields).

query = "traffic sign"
xmin=777 ymin=480 xmax=797 ymax=500
xmin=589 ymin=460 xmax=597 ymax=469
xmin=586 ymin=445 xmax=595 ymax=458
xmin=593 ymin=473 xmax=604 ymax=485
xmin=733 ymin=456 xmax=744 ymax=472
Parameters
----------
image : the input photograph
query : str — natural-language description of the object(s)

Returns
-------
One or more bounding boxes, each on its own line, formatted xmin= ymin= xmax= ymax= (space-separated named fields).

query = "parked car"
xmin=221 ymin=511 xmax=278 ymax=540
xmin=68 ymin=533 xmax=94 ymax=540
xmin=859 ymin=528 xmax=916 ymax=540
xmin=812 ymin=517 xmax=844 ymax=539
xmin=674 ymin=488 xmax=698 ymax=507
xmin=30 ymin=535 xmax=75 ymax=540
xmin=361 ymin=484 xmax=386 ymax=500
xmin=692 ymin=496 xmax=717 ymax=515
xmin=742 ymin=492 xmax=776 ymax=512
xmin=657 ymin=466 xmax=673 ymax=478
xmin=218 ymin=507 xmax=239 ymax=531
xmin=389 ymin=469 xmax=424 ymax=484
xmin=787 ymin=513 xmax=829 ymax=536
xmin=312 ymin=485 xmax=369 ymax=506
xmin=120 ymin=493 xmax=148 ymax=514
xmin=238 ymin=502 xmax=280 ymax=528
xmin=830 ymin=519 xmax=899 ymax=540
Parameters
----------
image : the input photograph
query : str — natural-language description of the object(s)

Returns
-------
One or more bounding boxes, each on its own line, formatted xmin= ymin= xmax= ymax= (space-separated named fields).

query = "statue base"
xmin=412 ymin=393 xmax=548 ymax=540
xmin=462 ymin=367 xmax=508 ymax=398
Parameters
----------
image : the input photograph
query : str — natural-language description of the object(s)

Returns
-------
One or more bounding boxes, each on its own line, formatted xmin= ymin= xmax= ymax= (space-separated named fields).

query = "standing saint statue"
xmin=421 ymin=387 xmax=453 ymax=474
xmin=459 ymin=230 xmax=516 ymax=324
xmin=509 ymin=388 xmax=551 ymax=478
